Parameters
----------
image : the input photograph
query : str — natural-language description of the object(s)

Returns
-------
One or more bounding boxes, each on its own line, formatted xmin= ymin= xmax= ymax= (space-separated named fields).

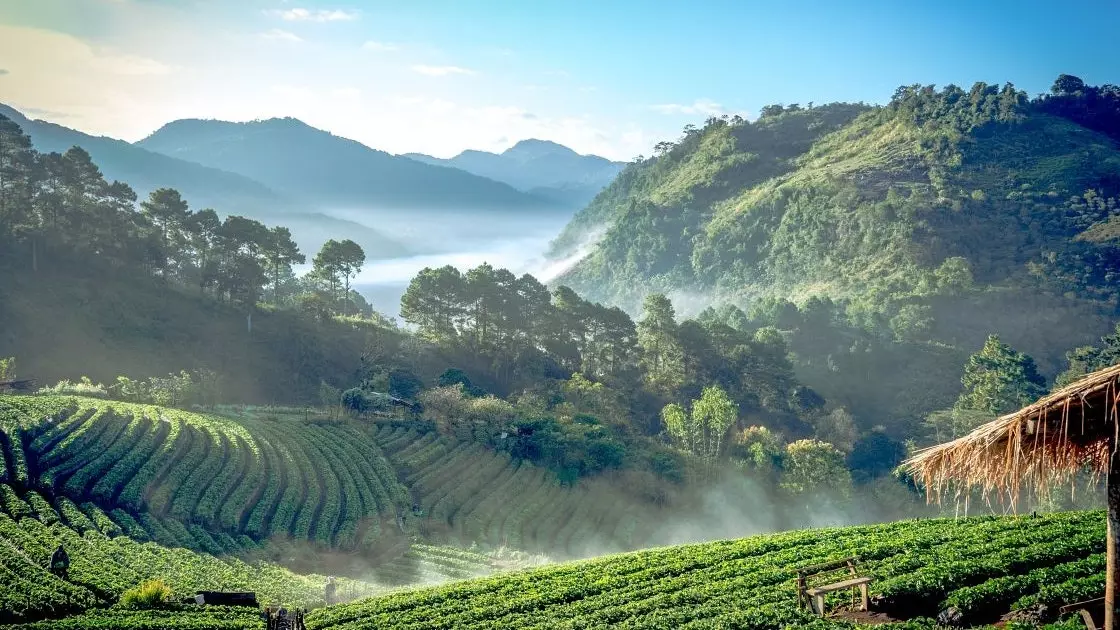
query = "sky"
xmin=0 ymin=0 xmax=1117 ymax=161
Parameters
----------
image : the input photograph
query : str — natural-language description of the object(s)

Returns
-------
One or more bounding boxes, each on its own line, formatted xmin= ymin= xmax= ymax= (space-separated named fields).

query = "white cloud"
xmin=272 ymin=8 xmax=359 ymax=22
xmin=411 ymin=64 xmax=476 ymax=77
xmin=651 ymin=98 xmax=747 ymax=118
xmin=361 ymin=40 xmax=398 ymax=52
xmin=259 ymin=29 xmax=303 ymax=43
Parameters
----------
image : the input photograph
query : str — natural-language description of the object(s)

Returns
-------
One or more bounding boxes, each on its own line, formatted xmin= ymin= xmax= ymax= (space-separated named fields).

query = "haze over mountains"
xmin=405 ymin=139 xmax=626 ymax=207
xmin=0 ymin=104 xmax=623 ymax=266
xmin=136 ymin=117 xmax=563 ymax=211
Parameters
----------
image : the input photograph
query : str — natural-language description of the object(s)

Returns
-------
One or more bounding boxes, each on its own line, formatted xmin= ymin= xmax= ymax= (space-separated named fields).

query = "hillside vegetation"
xmin=551 ymin=77 xmax=1120 ymax=436
xmin=307 ymin=510 xmax=1104 ymax=629
xmin=0 ymin=476 xmax=382 ymax=623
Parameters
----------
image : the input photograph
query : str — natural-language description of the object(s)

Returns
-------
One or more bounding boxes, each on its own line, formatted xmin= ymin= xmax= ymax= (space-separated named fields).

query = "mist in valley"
xmin=301 ymin=205 xmax=589 ymax=318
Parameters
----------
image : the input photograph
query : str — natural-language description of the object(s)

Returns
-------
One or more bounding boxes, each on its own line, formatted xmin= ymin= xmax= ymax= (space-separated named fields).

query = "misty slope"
xmin=137 ymin=118 xmax=558 ymax=211
xmin=405 ymin=139 xmax=625 ymax=207
xmin=553 ymin=84 xmax=1120 ymax=364
xmin=0 ymin=105 xmax=410 ymax=259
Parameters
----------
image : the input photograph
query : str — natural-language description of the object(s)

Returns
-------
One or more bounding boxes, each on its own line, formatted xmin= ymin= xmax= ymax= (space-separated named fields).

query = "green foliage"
xmin=306 ymin=510 xmax=1104 ymax=630
xmin=0 ymin=357 xmax=15 ymax=382
xmin=119 ymin=579 xmax=173 ymax=609
xmin=730 ymin=426 xmax=785 ymax=474
xmin=779 ymin=439 xmax=851 ymax=496
xmin=1055 ymin=321 xmax=1120 ymax=386
xmin=955 ymin=334 xmax=1047 ymax=415
xmin=661 ymin=385 xmax=738 ymax=478
xmin=38 ymin=376 xmax=109 ymax=399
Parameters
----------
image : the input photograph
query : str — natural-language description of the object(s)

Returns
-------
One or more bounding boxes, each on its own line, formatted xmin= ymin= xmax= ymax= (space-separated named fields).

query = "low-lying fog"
xmin=296 ymin=206 xmax=590 ymax=319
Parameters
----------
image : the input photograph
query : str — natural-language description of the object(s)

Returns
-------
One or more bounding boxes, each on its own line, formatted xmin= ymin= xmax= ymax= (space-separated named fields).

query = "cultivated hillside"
xmin=0 ymin=395 xmax=658 ymax=561
xmin=307 ymin=510 xmax=1105 ymax=629
xmin=137 ymin=118 xmax=558 ymax=211
xmin=0 ymin=105 xmax=409 ymax=260
xmin=405 ymin=139 xmax=625 ymax=207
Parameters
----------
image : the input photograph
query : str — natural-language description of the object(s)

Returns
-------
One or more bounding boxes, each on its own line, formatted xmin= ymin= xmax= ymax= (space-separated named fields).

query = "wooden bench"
xmin=1059 ymin=597 xmax=1105 ymax=630
xmin=796 ymin=557 xmax=873 ymax=616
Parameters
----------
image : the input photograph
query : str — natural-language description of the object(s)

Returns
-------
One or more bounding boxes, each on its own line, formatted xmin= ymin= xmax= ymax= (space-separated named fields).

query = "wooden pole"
xmin=1108 ymin=447 xmax=1120 ymax=630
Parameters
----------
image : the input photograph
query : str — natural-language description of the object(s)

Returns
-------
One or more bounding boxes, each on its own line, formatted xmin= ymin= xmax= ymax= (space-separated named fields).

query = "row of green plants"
xmin=0 ymin=481 xmax=383 ymax=623
xmin=306 ymin=511 xmax=1105 ymax=630
xmin=372 ymin=426 xmax=651 ymax=555
xmin=1 ymin=395 xmax=409 ymax=550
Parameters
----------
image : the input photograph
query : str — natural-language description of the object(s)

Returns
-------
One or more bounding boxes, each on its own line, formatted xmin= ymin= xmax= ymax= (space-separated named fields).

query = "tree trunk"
xmin=1108 ymin=447 xmax=1120 ymax=630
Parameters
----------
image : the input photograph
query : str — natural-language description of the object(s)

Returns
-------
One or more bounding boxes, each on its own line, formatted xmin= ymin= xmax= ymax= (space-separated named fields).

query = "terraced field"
xmin=373 ymin=425 xmax=653 ymax=556
xmin=0 ymin=480 xmax=381 ymax=623
xmin=0 ymin=395 xmax=408 ymax=550
xmin=0 ymin=395 xmax=655 ymax=561
xmin=306 ymin=510 xmax=1106 ymax=630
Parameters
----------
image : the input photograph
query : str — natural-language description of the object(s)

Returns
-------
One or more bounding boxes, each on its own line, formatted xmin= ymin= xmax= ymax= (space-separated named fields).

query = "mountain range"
xmin=0 ymin=104 xmax=410 ymax=259
xmin=1 ymin=105 xmax=622 ymax=260
xmin=405 ymin=139 xmax=625 ymax=207
xmin=136 ymin=117 xmax=563 ymax=211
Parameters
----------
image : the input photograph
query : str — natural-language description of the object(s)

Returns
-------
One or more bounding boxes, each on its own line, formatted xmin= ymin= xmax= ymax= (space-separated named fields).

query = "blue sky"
xmin=0 ymin=0 xmax=1116 ymax=160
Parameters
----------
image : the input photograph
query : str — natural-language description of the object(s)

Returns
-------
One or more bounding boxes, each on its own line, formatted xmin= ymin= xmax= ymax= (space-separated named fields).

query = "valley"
xmin=2 ymin=3 xmax=1120 ymax=622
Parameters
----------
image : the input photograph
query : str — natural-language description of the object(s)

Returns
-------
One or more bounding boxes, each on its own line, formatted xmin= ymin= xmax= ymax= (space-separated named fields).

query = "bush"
xmin=38 ymin=376 xmax=109 ymax=398
xmin=388 ymin=369 xmax=423 ymax=399
xmin=119 ymin=579 xmax=173 ymax=609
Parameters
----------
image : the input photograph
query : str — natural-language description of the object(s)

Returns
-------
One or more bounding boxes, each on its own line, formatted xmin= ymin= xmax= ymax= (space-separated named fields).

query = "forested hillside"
xmin=552 ymin=76 xmax=1120 ymax=436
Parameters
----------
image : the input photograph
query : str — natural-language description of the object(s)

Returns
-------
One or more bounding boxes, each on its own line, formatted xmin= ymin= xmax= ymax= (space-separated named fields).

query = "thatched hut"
xmin=907 ymin=363 xmax=1120 ymax=628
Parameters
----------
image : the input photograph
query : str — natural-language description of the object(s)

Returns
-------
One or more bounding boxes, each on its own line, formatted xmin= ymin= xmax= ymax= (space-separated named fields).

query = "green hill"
xmin=306 ymin=509 xmax=1104 ymax=629
xmin=549 ymin=78 xmax=1120 ymax=432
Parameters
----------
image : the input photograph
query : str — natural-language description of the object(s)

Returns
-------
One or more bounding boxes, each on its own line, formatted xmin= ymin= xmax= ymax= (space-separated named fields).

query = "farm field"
xmin=0 ymin=478 xmax=385 ymax=622
xmin=0 ymin=395 xmax=651 ymax=560
xmin=372 ymin=424 xmax=655 ymax=555
xmin=306 ymin=510 xmax=1106 ymax=630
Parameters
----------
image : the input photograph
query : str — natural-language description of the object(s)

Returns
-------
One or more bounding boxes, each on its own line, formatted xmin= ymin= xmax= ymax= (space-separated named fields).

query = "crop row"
xmin=0 ymin=481 xmax=384 ymax=622
xmin=306 ymin=511 xmax=1105 ymax=630
xmin=0 ymin=395 xmax=410 ymax=550
xmin=373 ymin=428 xmax=652 ymax=555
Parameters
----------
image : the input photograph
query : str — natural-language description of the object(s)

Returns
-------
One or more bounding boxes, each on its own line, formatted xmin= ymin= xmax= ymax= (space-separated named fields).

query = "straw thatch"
xmin=907 ymin=363 xmax=1120 ymax=503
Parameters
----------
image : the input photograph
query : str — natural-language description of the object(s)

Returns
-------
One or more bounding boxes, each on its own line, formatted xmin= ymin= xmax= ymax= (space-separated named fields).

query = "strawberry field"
xmin=306 ymin=510 xmax=1107 ymax=630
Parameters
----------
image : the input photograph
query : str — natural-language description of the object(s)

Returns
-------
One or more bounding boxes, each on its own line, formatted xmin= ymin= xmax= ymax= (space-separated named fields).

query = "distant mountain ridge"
xmin=405 ymin=139 xmax=625 ymax=207
xmin=137 ymin=117 xmax=559 ymax=211
xmin=0 ymin=104 xmax=411 ymax=259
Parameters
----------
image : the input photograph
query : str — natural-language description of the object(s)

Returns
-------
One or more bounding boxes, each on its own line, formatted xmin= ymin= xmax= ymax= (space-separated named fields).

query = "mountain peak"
xmin=503 ymin=138 xmax=577 ymax=158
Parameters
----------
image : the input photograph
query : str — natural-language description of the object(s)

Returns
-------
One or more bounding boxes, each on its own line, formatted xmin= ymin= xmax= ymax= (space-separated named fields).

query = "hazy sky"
xmin=0 ymin=0 xmax=1116 ymax=161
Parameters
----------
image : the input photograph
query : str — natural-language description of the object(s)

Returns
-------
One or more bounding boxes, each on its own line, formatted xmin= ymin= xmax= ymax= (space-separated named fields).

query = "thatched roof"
xmin=907 ymin=363 xmax=1120 ymax=502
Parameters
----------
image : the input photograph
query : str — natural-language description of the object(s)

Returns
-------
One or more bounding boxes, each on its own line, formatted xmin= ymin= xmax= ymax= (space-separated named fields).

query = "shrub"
xmin=119 ymin=579 xmax=173 ymax=609
xmin=38 ymin=376 xmax=109 ymax=398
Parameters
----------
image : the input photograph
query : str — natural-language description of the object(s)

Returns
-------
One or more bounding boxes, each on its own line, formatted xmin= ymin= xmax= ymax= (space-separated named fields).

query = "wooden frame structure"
xmin=907 ymin=363 xmax=1120 ymax=629
xmin=1061 ymin=597 xmax=1107 ymax=630
xmin=795 ymin=557 xmax=872 ymax=616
